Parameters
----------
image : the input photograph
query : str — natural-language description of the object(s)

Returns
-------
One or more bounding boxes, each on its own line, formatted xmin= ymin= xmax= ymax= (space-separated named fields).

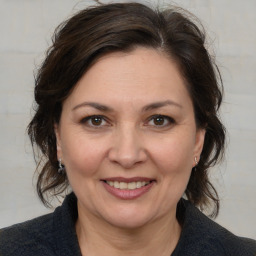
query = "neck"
xmin=76 ymin=203 xmax=181 ymax=256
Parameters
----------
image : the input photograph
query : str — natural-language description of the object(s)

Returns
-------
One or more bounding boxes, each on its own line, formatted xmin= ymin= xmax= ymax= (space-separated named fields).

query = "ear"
xmin=193 ymin=128 xmax=206 ymax=165
xmin=54 ymin=123 xmax=62 ymax=160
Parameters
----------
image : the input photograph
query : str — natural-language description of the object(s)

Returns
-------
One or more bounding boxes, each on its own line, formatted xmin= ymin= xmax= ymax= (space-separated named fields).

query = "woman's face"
xmin=55 ymin=47 xmax=205 ymax=229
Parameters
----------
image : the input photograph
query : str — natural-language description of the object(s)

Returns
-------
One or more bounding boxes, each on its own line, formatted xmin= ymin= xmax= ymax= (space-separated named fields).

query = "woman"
xmin=0 ymin=2 xmax=255 ymax=256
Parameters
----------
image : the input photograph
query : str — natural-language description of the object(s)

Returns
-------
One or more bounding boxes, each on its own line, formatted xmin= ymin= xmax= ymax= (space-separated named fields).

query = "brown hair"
xmin=28 ymin=2 xmax=225 ymax=216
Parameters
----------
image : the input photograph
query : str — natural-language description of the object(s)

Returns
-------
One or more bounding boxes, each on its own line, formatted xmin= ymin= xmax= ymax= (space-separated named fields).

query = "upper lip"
xmin=101 ymin=177 xmax=155 ymax=182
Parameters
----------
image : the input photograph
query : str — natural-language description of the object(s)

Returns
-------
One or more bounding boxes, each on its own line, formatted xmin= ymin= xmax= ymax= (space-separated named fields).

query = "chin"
xmin=101 ymin=205 xmax=156 ymax=230
xmin=107 ymin=215 xmax=151 ymax=230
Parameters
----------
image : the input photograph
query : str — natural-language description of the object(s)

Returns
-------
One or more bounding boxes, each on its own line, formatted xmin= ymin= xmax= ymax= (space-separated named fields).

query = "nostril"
xmin=108 ymin=147 xmax=148 ymax=169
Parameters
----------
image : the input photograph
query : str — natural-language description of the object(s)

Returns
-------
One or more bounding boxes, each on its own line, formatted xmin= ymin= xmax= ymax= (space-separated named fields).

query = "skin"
xmin=55 ymin=47 xmax=205 ymax=256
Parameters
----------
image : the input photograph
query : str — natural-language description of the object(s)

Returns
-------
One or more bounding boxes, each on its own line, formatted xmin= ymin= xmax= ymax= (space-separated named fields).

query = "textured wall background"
xmin=0 ymin=0 xmax=255 ymax=238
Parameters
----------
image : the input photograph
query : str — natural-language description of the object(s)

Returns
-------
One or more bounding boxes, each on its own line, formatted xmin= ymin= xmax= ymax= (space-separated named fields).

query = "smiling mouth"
xmin=103 ymin=180 xmax=152 ymax=190
xmin=102 ymin=178 xmax=156 ymax=199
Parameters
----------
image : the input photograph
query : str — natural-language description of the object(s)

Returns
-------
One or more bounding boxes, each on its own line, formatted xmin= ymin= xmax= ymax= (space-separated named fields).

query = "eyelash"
xmin=80 ymin=114 xmax=175 ymax=128
xmin=80 ymin=115 xmax=108 ymax=128
xmin=146 ymin=114 xmax=175 ymax=128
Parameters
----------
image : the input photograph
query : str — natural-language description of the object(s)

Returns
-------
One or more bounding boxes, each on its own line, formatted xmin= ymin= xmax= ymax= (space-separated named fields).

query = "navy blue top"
xmin=0 ymin=193 xmax=255 ymax=255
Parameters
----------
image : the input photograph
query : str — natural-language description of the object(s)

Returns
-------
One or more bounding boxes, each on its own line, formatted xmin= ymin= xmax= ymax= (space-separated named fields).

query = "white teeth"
xmin=114 ymin=181 xmax=120 ymax=188
xmin=128 ymin=182 xmax=136 ymax=189
xmin=136 ymin=181 xmax=142 ymax=188
xmin=106 ymin=181 xmax=151 ymax=190
xmin=120 ymin=182 xmax=128 ymax=189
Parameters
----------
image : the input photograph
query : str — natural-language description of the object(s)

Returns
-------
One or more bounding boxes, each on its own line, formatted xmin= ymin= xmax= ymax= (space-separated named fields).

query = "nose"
xmin=108 ymin=126 xmax=147 ymax=169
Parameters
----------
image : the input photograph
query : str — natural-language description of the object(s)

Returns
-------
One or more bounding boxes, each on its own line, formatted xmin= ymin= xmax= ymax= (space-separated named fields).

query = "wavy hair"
xmin=28 ymin=2 xmax=225 ymax=217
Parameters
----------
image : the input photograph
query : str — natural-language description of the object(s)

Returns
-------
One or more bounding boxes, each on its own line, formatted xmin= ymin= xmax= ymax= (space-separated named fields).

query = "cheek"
xmin=61 ymin=134 xmax=108 ymax=178
xmin=148 ymin=133 xmax=195 ymax=173
xmin=150 ymin=137 xmax=195 ymax=203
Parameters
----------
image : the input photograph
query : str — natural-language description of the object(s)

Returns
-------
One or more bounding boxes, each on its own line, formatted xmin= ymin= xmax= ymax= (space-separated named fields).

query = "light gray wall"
xmin=0 ymin=0 xmax=255 ymax=238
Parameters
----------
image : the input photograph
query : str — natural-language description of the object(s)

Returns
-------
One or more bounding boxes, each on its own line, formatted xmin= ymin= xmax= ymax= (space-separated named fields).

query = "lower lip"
xmin=102 ymin=181 xmax=155 ymax=200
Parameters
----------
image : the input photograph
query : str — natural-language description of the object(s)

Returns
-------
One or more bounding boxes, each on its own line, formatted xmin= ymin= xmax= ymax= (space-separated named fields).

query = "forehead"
xmin=64 ymin=47 xmax=191 ymax=109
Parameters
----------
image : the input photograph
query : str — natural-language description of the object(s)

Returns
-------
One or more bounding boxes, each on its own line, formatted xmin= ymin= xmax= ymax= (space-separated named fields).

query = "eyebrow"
xmin=142 ymin=100 xmax=182 ymax=112
xmin=72 ymin=100 xmax=182 ymax=112
xmin=72 ymin=102 xmax=114 ymax=112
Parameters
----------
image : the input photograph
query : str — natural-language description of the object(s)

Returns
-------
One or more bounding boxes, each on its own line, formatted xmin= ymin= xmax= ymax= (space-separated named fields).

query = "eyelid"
xmin=79 ymin=114 xmax=175 ymax=129
xmin=80 ymin=115 xmax=110 ymax=127
xmin=146 ymin=114 xmax=175 ymax=127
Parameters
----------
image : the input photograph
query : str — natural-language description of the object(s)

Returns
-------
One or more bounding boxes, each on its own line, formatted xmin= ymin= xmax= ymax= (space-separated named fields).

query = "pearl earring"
xmin=194 ymin=156 xmax=198 ymax=165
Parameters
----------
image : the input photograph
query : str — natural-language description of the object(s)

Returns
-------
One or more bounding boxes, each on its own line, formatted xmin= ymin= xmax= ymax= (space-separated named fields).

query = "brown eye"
xmin=147 ymin=115 xmax=174 ymax=127
xmin=80 ymin=115 xmax=108 ymax=127
xmin=153 ymin=116 xmax=165 ymax=126
xmin=91 ymin=116 xmax=103 ymax=126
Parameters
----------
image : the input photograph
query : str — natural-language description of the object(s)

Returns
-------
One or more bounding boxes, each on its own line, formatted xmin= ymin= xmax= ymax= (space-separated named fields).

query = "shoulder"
xmin=0 ymin=213 xmax=56 ymax=256
xmin=175 ymin=200 xmax=256 ymax=256
xmin=198 ymin=213 xmax=256 ymax=256
xmin=0 ymin=193 xmax=80 ymax=256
